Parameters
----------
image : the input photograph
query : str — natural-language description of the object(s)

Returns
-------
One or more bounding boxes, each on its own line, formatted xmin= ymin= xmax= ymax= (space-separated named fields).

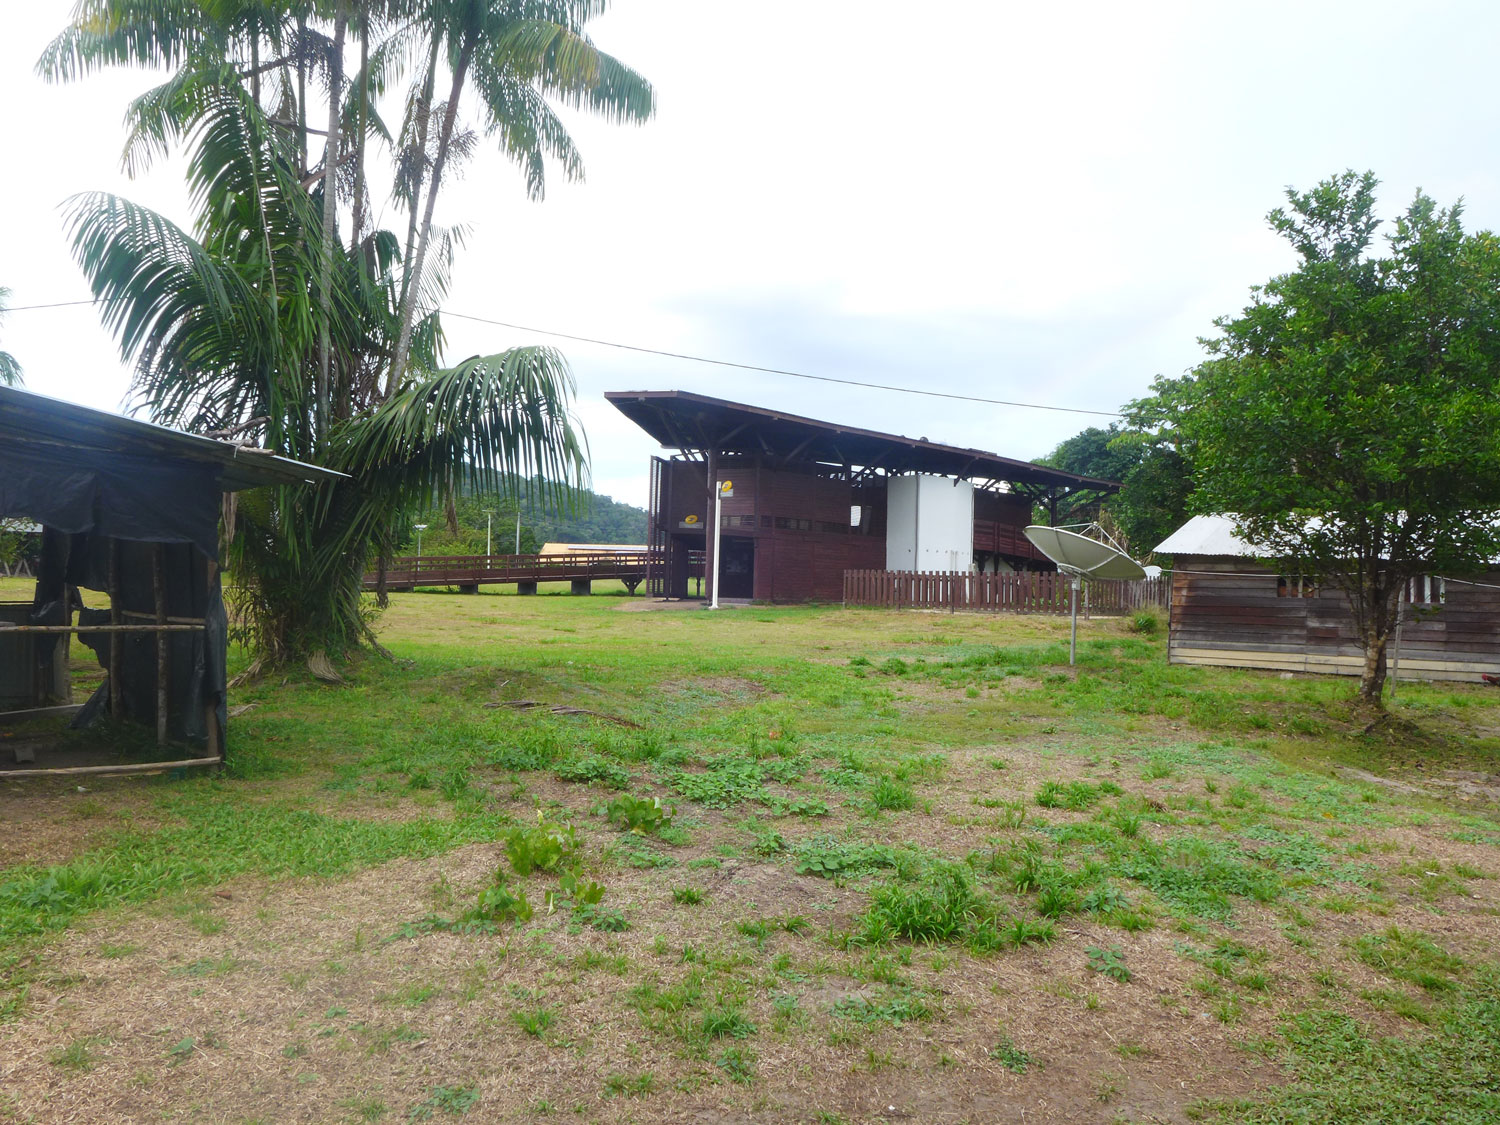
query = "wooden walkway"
xmin=366 ymin=551 xmax=651 ymax=594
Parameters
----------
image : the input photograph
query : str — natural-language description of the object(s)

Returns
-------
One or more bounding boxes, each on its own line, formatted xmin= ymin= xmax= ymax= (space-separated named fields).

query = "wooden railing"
xmin=367 ymin=550 xmax=651 ymax=591
xmin=843 ymin=570 xmax=1168 ymax=615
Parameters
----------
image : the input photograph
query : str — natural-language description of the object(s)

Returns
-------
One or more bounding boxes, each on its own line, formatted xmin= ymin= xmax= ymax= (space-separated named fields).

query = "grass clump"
xmin=989 ymin=1033 xmax=1033 ymax=1073
xmin=700 ymin=1003 xmax=756 ymax=1040
xmin=869 ymin=777 xmax=916 ymax=813
xmin=864 ymin=866 xmax=977 ymax=943
xmin=1352 ymin=927 xmax=1466 ymax=992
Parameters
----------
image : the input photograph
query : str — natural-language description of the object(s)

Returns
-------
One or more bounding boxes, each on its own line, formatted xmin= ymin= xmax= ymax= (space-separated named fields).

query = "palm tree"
xmin=0 ymin=287 xmax=22 ymax=386
xmin=38 ymin=0 xmax=650 ymax=669
xmin=386 ymin=0 xmax=655 ymax=393
xmin=48 ymin=15 xmax=588 ymax=669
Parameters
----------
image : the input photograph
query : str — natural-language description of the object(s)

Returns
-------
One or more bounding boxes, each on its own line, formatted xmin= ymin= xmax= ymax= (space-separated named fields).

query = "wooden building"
xmin=1156 ymin=514 xmax=1500 ymax=682
xmin=606 ymin=391 xmax=1117 ymax=602
xmin=0 ymin=386 xmax=340 ymax=776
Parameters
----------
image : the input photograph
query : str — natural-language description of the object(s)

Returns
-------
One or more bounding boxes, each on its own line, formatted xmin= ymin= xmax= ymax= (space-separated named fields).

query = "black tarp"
xmin=0 ymin=444 xmax=227 ymax=752
xmin=0 ymin=442 xmax=221 ymax=558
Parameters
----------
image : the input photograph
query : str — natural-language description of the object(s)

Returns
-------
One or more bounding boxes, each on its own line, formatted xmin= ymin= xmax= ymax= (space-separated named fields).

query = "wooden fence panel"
xmin=843 ymin=571 xmax=1168 ymax=616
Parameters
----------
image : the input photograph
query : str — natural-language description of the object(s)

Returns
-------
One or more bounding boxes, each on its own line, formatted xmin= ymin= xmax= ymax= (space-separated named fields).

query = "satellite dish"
xmin=1023 ymin=525 xmax=1146 ymax=581
xmin=1143 ymin=564 xmax=1162 ymax=579
xmin=1023 ymin=524 xmax=1149 ymax=665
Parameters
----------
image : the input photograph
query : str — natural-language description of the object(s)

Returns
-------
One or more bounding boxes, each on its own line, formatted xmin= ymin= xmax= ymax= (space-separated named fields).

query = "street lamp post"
xmin=483 ymin=510 xmax=494 ymax=557
xmin=414 ymin=523 xmax=427 ymax=563
xmin=515 ymin=509 xmax=522 ymax=555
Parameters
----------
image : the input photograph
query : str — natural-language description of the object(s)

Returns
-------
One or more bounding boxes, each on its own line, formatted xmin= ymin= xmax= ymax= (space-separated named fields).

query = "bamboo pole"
xmin=108 ymin=538 xmax=122 ymax=719
xmin=2 ymin=756 xmax=222 ymax=780
xmin=153 ymin=545 xmax=168 ymax=747
xmin=0 ymin=625 xmax=207 ymax=634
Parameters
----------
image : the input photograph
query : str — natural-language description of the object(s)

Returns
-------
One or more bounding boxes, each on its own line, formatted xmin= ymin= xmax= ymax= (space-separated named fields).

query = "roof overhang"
xmin=0 ymin=385 xmax=345 ymax=490
xmin=605 ymin=390 xmax=1118 ymax=494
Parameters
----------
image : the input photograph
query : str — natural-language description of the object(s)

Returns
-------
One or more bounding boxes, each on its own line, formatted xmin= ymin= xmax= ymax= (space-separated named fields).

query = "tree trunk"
xmin=1356 ymin=572 xmax=1395 ymax=706
xmin=315 ymin=11 xmax=348 ymax=447
xmin=295 ymin=15 xmax=308 ymax=178
xmin=1357 ymin=619 xmax=1389 ymax=705
xmin=388 ymin=32 xmax=475 ymax=398
xmin=389 ymin=36 xmax=443 ymax=399
xmin=349 ymin=5 xmax=369 ymax=253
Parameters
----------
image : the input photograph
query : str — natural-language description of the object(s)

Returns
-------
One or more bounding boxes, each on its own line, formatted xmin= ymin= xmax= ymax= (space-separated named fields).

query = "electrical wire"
xmin=4 ymin=295 xmax=1124 ymax=419
xmin=436 ymin=308 xmax=1123 ymax=417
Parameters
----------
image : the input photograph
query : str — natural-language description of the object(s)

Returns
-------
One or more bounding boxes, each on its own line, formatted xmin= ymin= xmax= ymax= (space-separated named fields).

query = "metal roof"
xmin=605 ymin=390 xmax=1119 ymax=494
xmin=0 ymin=385 xmax=344 ymax=490
xmin=1153 ymin=515 xmax=1256 ymax=557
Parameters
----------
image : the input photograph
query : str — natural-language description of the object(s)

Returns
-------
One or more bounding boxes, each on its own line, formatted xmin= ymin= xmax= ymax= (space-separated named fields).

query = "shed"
xmin=607 ymin=390 xmax=1118 ymax=602
xmin=1156 ymin=514 xmax=1500 ymax=682
xmin=0 ymin=386 xmax=341 ymax=776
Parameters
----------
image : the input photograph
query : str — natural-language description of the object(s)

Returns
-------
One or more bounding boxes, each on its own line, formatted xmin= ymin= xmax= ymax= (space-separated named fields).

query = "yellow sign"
xmin=719 ymin=480 xmax=734 ymax=497
xmin=683 ymin=514 xmax=699 ymax=524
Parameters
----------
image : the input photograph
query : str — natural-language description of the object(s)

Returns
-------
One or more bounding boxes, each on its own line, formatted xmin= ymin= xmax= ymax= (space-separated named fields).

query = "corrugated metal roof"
xmin=1152 ymin=514 xmax=1256 ymax=557
xmin=606 ymin=390 xmax=1121 ymax=493
xmin=0 ymin=385 xmax=344 ymax=490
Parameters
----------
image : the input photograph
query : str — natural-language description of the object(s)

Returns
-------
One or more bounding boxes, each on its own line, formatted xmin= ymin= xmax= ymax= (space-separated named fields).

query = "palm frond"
xmin=36 ymin=0 xmax=213 ymax=83
xmin=492 ymin=19 xmax=654 ymax=125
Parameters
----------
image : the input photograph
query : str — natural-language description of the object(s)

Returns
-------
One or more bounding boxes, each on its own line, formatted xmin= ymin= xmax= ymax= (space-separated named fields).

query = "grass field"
xmin=2 ymin=584 xmax=1498 ymax=1123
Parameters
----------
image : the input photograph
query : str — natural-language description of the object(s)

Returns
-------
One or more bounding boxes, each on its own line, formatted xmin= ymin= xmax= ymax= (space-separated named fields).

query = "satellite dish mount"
xmin=1022 ymin=523 xmax=1147 ymax=665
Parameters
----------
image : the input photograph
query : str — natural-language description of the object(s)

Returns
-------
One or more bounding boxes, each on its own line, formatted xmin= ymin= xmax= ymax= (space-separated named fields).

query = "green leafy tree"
xmin=1150 ymin=171 xmax=1500 ymax=705
xmin=1038 ymin=422 xmax=1192 ymax=552
xmin=0 ymin=287 xmax=22 ymax=386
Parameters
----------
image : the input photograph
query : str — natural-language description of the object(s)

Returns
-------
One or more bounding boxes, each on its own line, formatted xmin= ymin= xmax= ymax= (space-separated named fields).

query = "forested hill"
xmin=406 ymin=481 xmax=647 ymax=555
xmin=528 ymin=485 xmax=647 ymax=545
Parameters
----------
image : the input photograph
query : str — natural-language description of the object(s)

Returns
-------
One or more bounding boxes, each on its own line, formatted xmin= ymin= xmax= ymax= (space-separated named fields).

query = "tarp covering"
xmin=0 ymin=442 xmax=222 ymax=561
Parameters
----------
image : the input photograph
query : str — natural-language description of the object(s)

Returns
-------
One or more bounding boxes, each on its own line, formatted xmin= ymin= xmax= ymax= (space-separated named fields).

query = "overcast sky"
xmin=3 ymin=0 xmax=1499 ymax=508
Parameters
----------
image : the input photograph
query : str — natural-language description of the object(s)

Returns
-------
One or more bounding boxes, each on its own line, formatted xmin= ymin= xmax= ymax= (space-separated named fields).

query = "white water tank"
xmin=885 ymin=474 xmax=974 ymax=572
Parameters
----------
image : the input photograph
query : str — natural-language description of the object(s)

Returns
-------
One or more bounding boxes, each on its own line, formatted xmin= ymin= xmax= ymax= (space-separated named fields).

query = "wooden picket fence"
xmin=842 ymin=569 xmax=1168 ymax=616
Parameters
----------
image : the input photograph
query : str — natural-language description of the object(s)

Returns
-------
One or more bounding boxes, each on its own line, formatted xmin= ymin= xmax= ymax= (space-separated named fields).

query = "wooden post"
xmin=153 ymin=544 xmax=168 ymax=747
xmin=703 ymin=446 xmax=718 ymax=603
xmin=205 ymin=555 xmax=223 ymax=768
xmin=108 ymin=539 xmax=122 ymax=719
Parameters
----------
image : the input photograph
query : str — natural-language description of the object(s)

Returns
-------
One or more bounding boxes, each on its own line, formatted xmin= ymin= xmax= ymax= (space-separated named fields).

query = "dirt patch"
xmin=1338 ymin=765 xmax=1500 ymax=807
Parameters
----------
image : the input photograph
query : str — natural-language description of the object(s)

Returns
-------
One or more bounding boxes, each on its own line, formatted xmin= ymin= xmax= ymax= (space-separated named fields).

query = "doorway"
xmin=718 ymin=535 xmax=755 ymax=599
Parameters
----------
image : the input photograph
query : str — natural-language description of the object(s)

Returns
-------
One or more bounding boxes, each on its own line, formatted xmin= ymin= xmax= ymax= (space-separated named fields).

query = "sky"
xmin=3 ymin=0 xmax=1499 ymax=509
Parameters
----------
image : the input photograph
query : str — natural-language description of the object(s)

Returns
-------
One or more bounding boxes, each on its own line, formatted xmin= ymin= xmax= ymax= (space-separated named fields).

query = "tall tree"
xmin=1149 ymin=171 xmax=1500 ymax=706
xmin=0 ymin=287 xmax=22 ymax=386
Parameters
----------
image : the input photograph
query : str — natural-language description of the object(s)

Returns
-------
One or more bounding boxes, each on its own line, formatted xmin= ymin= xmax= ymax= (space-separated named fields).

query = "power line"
xmin=5 ymin=295 xmax=1124 ymax=418
xmin=5 ymin=298 xmax=108 ymax=312
xmin=439 ymin=308 xmax=1123 ymax=417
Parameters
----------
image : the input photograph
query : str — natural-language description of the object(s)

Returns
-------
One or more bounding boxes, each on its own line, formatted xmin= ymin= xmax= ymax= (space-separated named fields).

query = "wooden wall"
xmin=1169 ymin=556 xmax=1500 ymax=681
xmin=647 ymin=457 xmax=1045 ymax=603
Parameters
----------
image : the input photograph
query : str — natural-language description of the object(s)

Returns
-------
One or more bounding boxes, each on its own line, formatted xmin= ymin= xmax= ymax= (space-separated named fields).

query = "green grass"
xmin=1200 ymin=969 xmax=1500 ymax=1123
xmin=3 ymin=586 xmax=1498 ymax=1120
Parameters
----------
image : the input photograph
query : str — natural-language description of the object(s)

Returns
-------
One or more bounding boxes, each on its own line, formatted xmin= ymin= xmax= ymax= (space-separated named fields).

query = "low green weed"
xmin=604 ymin=795 xmax=676 ymax=835
xmin=555 ymin=755 xmax=630 ymax=789
xmin=505 ymin=818 xmax=579 ymax=877
xmin=1086 ymin=946 xmax=1132 ymax=983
